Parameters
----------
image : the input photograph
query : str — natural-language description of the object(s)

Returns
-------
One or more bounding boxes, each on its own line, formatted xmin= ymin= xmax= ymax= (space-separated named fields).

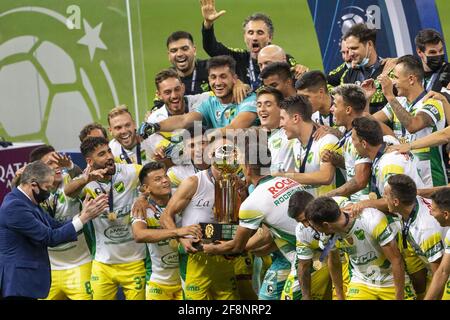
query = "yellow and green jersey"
xmin=333 ymin=207 xmax=398 ymax=287
xmin=80 ymin=163 xmax=146 ymax=264
xmin=381 ymin=95 xmax=447 ymax=187
xmin=293 ymin=133 xmax=339 ymax=196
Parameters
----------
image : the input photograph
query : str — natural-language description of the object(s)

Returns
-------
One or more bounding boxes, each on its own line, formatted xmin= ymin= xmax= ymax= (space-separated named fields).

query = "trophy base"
xmin=200 ymin=222 xmax=238 ymax=242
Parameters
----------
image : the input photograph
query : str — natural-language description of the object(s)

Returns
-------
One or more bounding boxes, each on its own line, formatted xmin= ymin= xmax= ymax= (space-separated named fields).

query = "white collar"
xmin=17 ymin=185 xmax=33 ymax=202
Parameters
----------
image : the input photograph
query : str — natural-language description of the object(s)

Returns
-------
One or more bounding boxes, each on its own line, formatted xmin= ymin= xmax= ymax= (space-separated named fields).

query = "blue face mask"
xmin=356 ymin=45 xmax=371 ymax=68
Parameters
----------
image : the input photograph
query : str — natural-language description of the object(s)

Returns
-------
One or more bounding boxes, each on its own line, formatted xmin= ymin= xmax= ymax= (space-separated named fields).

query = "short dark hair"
xmin=305 ymin=197 xmax=341 ymax=225
xmin=256 ymin=86 xmax=284 ymax=105
xmin=343 ymin=23 xmax=377 ymax=46
xmin=139 ymin=162 xmax=165 ymax=185
xmin=206 ymin=55 xmax=236 ymax=75
xmin=332 ymin=84 xmax=367 ymax=113
xmin=79 ymin=123 xmax=108 ymax=142
xmin=260 ymin=61 xmax=292 ymax=81
xmin=242 ymin=13 xmax=274 ymax=37
xmin=396 ymin=55 xmax=424 ymax=83
xmin=80 ymin=137 xmax=109 ymax=158
xmin=241 ymin=128 xmax=271 ymax=175
xmin=295 ymin=70 xmax=327 ymax=92
xmin=431 ymin=188 xmax=450 ymax=212
xmin=352 ymin=116 xmax=383 ymax=146
xmin=387 ymin=174 xmax=417 ymax=205
xmin=166 ymin=31 xmax=194 ymax=48
xmin=29 ymin=145 xmax=55 ymax=162
xmin=415 ymin=28 xmax=444 ymax=52
xmin=155 ymin=68 xmax=182 ymax=90
xmin=279 ymin=95 xmax=313 ymax=122
xmin=288 ymin=191 xmax=315 ymax=219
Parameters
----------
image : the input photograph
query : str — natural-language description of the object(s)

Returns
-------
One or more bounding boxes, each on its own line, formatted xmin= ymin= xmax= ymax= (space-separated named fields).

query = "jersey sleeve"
xmin=195 ymin=99 xmax=213 ymax=128
xmin=237 ymin=94 xmax=257 ymax=113
xmin=366 ymin=208 xmax=396 ymax=247
xmin=380 ymin=154 xmax=406 ymax=183
xmin=381 ymin=102 xmax=395 ymax=122
xmin=417 ymin=98 xmax=444 ymax=126
xmin=167 ymin=167 xmax=182 ymax=187
xmin=319 ymin=134 xmax=339 ymax=164
xmin=238 ymin=198 xmax=265 ymax=230
xmin=418 ymin=229 xmax=444 ymax=263
xmin=296 ymin=223 xmax=316 ymax=260
xmin=187 ymin=92 xmax=212 ymax=112
xmin=445 ymin=229 xmax=450 ymax=255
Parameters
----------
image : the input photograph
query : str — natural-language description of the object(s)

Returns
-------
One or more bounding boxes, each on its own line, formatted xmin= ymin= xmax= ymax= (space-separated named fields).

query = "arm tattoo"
xmin=389 ymin=98 xmax=414 ymax=129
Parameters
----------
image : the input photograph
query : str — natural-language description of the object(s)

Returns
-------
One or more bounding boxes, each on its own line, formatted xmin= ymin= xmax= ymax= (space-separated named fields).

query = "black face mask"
xmin=32 ymin=182 xmax=51 ymax=203
xmin=426 ymin=54 xmax=445 ymax=72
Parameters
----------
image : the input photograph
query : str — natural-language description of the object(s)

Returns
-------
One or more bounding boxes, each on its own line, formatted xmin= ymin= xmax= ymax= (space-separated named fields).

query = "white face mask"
xmin=356 ymin=44 xmax=371 ymax=68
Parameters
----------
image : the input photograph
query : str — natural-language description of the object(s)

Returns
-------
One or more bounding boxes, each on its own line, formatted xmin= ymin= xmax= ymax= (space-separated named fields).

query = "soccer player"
xmin=64 ymin=137 xmax=146 ymax=300
xmin=158 ymin=139 xmax=241 ymax=300
xmin=287 ymin=191 xmax=337 ymax=300
xmin=145 ymin=68 xmax=209 ymax=161
xmin=350 ymin=116 xmax=424 ymax=209
xmin=306 ymin=197 xmax=407 ymax=300
xmin=108 ymin=106 xmax=151 ymax=165
xmin=139 ymin=56 xmax=258 ymax=139
xmin=167 ymin=31 xmax=210 ymax=96
xmin=426 ymin=188 xmax=450 ymax=300
xmin=256 ymin=86 xmax=295 ymax=173
xmin=277 ymin=95 xmax=338 ymax=196
xmin=322 ymin=84 xmax=371 ymax=201
xmin=260 ymin=62 xmax=297 ymax=98
xmin=131 ymin=162 xmax=201 ymax=300
xmin=202 ymin=131 xmax=302 ymax=299
xmin=79 ymin=123 xmax=108 ymax=142
xmin=28 ymin=145 xmax=93 ymax=300
xmin=373 ymin=55 xmax=447 ymax=188
xmin=384 ymin=175 xmax=448 ymax=299
xmin=296 ymin=71 xmax=336 ymax=128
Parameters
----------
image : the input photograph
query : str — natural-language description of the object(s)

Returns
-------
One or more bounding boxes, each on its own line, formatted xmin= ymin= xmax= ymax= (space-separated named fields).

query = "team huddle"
xmin=2 ymin=0 xmax=450 ymax=300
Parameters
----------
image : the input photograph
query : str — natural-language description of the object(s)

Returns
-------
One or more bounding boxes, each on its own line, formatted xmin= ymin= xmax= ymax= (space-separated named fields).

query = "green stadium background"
xmin=1 ymin=0 xmax=449 ymax=149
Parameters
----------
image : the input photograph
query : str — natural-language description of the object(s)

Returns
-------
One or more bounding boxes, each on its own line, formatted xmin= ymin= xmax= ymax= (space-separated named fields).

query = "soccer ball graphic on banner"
xmin=340 ymin=13 xmax=365 ymax=35
xmin=0 ymin=36 xmax=95 ymax=149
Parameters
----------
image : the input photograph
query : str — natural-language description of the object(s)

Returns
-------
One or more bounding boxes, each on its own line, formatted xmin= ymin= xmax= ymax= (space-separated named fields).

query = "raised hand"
xmin=377 ymin=74 xmax=394 ymax=101
xmin=200 ymin=0 xmax=226 ymax=29
xmin=49 ymin=152 xmax=73 ymax=169
xmin=80 ymin=193 xmax=109 ymax=223
xmin=232 ymin=79 xmax=250 ymax=104
xmin=291 ymin=64 xmax=310 ymax=79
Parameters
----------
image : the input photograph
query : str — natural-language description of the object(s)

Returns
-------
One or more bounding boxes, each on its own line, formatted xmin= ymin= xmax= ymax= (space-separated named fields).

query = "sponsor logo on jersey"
xmin=351 ymin=251 xmax=377 ymax=265
xmin=272 ymin=138 xmax=282 ymax=149
xmin=161 ymin=251 xmax=179 ymax=267
xmin=104 ymin=225 xmax=130 ymax=241
xmin=354 ymin=229 xmax=365 ymax=241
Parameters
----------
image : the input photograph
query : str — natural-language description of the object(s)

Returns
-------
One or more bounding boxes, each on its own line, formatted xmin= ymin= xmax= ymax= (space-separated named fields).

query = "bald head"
xmin=258 ymin=44 xmax=286 ymax=71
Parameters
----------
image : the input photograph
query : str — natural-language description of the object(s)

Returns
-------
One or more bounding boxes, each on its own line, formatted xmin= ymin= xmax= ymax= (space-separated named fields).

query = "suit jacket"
xmin=0 ymin=188 xmax=78 ymax=298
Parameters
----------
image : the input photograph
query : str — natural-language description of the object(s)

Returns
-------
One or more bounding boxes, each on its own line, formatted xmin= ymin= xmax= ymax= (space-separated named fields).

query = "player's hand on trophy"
xmin=138 ymin=122 xmax=160 ymax=140
xmin=180 ymin=237 xmax=202 ymax=253
xmin=176 ymin=224 xmax=203 ymax=239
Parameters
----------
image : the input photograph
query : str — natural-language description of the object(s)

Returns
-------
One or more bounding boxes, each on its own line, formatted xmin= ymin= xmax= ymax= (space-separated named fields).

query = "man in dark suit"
xmin=0 ymin=161 xmax=108 ymax=299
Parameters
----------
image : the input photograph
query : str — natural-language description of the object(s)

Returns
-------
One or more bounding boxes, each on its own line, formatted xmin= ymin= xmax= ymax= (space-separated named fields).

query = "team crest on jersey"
xmin=272 ymin=138 xmax=282 ymax=149
xmin=215 ymin=110 xmax=222 ymax=120
xmin=307 ymin=152 xmax=314 ymax=164
xmin=354 ymin=229 xmax=365 ymax=241
xmin=119 ymin=153 xmax=126 ymax=160
xmin=94 ymin=188 xmax=102 ymax=195
xmin=114 ymin=181 xmax=125 ymax=193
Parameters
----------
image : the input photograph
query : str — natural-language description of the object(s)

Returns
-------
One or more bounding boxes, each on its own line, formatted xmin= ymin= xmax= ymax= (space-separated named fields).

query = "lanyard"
xmin=319 ymin=113 xmax=334 ymax=127
xmin=402 ymin=201 xmax=419 ymax=249
xmin=298 ymin=127 xmax=316 ymax=173
xmin=96 ymin=180 xmax=114 ymax=213
xmin=148 ymin=199 xmax=165 ymax=219
xmin=401 ymin=91 xmax=427 ymax=138
xmin=319 ymin=212 xmax=350 ymax=262
xmin=425 ymin=73 xmax=439 ymax=92
xmin=336 ymin=129 xmax=352 ymax=149
xmin=121 ymin=143 xmax=141 ymax=165
xmin=370 ymin=143 xmax=386 ymax=198
xmin=191 ymin=68 xmax=197 ymax=93
xmin=248 ymin=56 xmax=260 ymax=90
